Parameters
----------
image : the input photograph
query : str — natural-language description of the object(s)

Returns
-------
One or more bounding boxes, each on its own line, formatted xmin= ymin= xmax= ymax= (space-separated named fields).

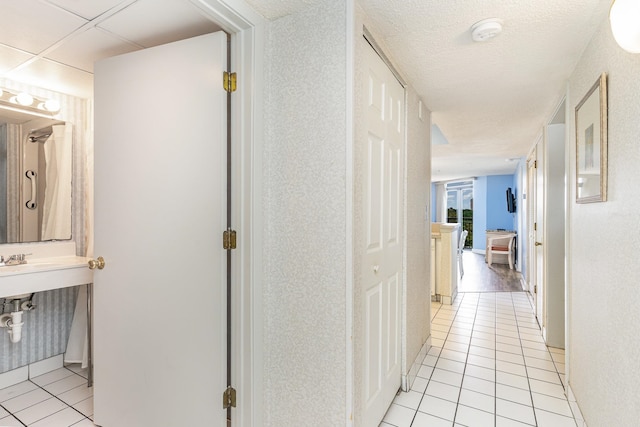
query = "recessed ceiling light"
xmin=470 ymin=18 xmax=503 ymax=42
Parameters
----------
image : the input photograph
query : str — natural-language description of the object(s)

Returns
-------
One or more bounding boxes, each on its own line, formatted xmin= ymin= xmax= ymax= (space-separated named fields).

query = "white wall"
xmin=567 ymin=15 xmax=640 ymax=426
xmin=263 ymin=1 xmax=349 ymax=424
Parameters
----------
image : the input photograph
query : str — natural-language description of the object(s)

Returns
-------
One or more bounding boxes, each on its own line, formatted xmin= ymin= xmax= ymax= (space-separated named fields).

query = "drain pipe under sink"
xmin=0 ymin=300 xmax=25 ymax=343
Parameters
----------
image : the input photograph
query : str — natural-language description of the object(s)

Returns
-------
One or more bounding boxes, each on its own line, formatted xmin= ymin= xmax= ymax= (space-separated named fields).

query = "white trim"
xmin=566 ymin=385 xmax=587 ymax=426
xmin=189 ymin=2 xmax=265 ymax=426
xmin=404 ymin=336 xmax=430 ymax=391
xmin=562 ymin=83 xmax=572 ymax=391
xmin=345 ymin=1 xmax=355 ymax=425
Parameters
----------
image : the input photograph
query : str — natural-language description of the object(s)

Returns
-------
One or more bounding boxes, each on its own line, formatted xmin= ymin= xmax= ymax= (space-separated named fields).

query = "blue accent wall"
xmin=472 ymin=174 xmax=516 ymax=251
xmin=487 ymin=175 xmax=516 ymax=230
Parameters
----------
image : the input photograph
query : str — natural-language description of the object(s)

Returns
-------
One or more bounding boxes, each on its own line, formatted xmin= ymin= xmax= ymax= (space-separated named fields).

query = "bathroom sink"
xmin=0 ymin=243 xmax=93 ymax=298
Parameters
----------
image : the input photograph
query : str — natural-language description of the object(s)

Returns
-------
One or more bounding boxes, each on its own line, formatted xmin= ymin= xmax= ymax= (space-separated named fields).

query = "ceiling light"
xmin=610 ymin=0 xmax=640 ymax=53
xmin=470 ymin=18 xmax=503 ymax=42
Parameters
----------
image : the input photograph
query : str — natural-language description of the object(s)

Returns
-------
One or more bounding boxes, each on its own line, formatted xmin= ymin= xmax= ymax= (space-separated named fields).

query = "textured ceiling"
xmin=0 ymin=0 xmax=612 ymax=181
xmin=245 ymin=0 xmax=611 ymax=181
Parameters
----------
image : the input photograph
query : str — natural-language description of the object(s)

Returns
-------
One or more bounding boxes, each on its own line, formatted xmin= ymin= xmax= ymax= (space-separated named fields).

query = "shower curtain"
xmin=41 ymin=124 xmax=86 ymax=368
xmin=41 ymin=124 xmax=72 ymax=240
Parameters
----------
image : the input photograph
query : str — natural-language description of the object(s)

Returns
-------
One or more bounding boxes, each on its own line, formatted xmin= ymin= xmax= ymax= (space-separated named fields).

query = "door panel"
xmin=93 ymin=32 xmax=227 ymax=427
xmin=362 ymin=42 xmax=405 ymax=427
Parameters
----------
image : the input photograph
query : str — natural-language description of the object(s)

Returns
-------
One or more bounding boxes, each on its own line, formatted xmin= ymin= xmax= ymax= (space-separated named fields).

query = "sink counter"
xmin=0 ymin=241 xmax=93 ymax=298
xmin=0 ymin=256 xmax=93 ymax=299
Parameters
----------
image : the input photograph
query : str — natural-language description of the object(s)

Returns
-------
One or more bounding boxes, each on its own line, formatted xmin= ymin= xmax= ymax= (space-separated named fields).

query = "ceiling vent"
xmin=470 ymin=18 xmax=503 ymax=42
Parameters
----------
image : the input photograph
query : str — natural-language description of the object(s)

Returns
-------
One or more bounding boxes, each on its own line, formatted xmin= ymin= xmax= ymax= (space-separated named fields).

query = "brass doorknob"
xmin=535 ymin=242 xmax=543 ymax=246
xmin=88 ymin=256 xmax=105 ymax=270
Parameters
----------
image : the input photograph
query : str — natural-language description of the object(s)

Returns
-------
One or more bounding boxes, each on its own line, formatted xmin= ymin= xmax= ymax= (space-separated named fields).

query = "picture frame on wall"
xmin=575 ymin=72 xmax=607 ymax=203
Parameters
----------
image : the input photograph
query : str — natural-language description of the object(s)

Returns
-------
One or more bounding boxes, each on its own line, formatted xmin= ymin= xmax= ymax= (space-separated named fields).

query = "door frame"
xmin=526 ymin=144 xmax=538 ymax=309
xmin=189 ymin=1 xmax=264 ymax=425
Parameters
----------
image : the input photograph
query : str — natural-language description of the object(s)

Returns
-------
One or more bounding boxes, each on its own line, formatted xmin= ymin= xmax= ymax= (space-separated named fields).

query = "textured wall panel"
xmin=568 ymin=15 xmax=640 ymax=426
xmin=263 ymin=0 xmax=348 ymax=425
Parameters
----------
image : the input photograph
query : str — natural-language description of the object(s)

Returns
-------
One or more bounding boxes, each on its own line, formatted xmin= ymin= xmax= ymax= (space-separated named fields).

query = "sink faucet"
xmin=0 ymin=254 xmax=28 ymax=267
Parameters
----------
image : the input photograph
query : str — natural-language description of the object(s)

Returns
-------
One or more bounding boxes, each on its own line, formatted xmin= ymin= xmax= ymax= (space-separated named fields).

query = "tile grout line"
xmin=510 ymin=290 xmax=539 ymax=427
xmin=7 ymin=367 xmax=93 ymax=426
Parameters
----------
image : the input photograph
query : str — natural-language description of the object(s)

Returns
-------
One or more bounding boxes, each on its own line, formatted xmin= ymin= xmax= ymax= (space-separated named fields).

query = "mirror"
xmin=0 ymin=108 xmax=71 ymax=243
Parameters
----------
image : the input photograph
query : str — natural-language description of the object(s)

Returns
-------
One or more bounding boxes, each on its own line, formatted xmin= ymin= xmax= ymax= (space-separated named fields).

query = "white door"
xmin=93 ymin=32 xmax=227 ymax=427
xmin=362 ymin=43 xmax=405 ymax=427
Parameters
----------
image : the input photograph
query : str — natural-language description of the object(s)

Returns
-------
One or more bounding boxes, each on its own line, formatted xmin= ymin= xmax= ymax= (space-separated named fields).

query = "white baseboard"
xmin=0 ymin=366 xmax=28 ymax=390
xmin=566 ymin=384 xmax=588 ymax=426
xmin=29 ymin=354 xmax=64 ymax=378
xmin=0 ymin=355 xmax=64 ymax=389
xmin=403 ymin=336 xmax=431 ymax=392
xmin=520 ymin=277 xmax=528 ymax=292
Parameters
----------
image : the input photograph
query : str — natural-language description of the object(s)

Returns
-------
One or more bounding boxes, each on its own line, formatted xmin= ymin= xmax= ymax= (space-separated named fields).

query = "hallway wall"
xmin=263 ymin=1 xmax=349 ymax=424
xmin=567 ymin=14 xmax=640 ymax=426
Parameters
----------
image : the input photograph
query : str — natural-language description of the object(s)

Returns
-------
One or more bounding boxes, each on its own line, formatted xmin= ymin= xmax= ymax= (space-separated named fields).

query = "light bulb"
xmin=16 ymin=92 xmax=34 ymax=106
xmin=610 ymin=0 xmax=640 ymax=53
xmin=43 ymin=99 xmax=60 ymax=112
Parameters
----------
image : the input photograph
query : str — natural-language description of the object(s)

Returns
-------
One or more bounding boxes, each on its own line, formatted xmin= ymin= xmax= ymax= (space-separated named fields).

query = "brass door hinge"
xmin=223 ymin=71 xmax=237 ymax=93
xmin=223 ymin=386 xmax=237 ymax=409
xmin=534 ymin=160 xmax=537 ymax=168
xmin=534 ymin=285 xmax=537 ymax=294
xmin=223 ymin=229 xmax=237 ymax=250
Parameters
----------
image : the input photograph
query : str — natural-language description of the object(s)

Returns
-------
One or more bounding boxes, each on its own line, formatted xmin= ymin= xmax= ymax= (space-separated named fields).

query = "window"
xmin=446 ymin=180 xmax=473 ymax=248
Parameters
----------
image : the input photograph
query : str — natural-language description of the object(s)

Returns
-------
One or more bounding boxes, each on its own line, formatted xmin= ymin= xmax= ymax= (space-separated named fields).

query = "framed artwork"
xmin=575 ymin=72 xmax=607 ymax=203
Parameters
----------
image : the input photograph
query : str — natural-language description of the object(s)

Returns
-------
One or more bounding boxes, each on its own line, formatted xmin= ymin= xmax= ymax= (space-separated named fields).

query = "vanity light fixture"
xmin=0 ymin=87 xmax=60 ymax=117
xmin=610 ymin=0 xmax=640 ymax=53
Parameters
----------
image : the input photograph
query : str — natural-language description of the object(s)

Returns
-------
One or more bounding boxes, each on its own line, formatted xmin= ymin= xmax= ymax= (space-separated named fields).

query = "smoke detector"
xmin=470 ymin=18 xmax=503 ymax=42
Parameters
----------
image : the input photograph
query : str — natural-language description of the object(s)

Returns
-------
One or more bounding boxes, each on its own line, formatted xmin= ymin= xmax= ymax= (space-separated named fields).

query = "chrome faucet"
xmin=0 ymin=254 xmax=28 ymax=267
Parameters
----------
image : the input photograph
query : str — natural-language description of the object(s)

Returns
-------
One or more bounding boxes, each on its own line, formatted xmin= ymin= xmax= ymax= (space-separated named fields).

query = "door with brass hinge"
xmin=93 ymin=32 xmax=229 ymax=426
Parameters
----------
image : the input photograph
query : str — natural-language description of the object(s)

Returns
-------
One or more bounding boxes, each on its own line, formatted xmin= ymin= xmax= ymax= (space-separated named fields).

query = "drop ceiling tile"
xmin=0 ymin=0 xmax=87 ymax=54
xmin=46 ymin=28 xmax=141 ymax=73
xmin=0 ymin=45 xmax=35 ymax=74
xmin=97 ymin=0 xmax=221 ymax=48
xmin=45 ymin=0 xmax=128 ymax=20
xmin=6 ymin=58 xmax=94 ymax=99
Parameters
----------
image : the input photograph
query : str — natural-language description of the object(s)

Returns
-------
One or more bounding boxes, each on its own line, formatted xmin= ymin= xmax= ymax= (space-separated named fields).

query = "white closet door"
xmin=93 ymin=32 xmax=227 ymax=427
xmin=362 ymin=42 xmax=405 ymax=427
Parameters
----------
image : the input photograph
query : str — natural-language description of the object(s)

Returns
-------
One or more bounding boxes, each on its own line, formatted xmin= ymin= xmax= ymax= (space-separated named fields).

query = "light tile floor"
xmin=381 ymin=292 xmax=587 ymax=427
xmin=0 ymin=364 xmax=95 ymax=426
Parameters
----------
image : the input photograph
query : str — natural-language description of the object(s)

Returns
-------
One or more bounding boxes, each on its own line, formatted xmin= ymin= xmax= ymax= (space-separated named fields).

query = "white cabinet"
xmin=431 ymin=223 xmax=460 ymax=304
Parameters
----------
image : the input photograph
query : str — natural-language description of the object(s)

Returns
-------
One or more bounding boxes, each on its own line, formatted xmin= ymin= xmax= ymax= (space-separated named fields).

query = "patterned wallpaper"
xmin=0 ymin=287 xmax=78 ymax=372
xmin=0 ymin=78 xmax=91 ymax=374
